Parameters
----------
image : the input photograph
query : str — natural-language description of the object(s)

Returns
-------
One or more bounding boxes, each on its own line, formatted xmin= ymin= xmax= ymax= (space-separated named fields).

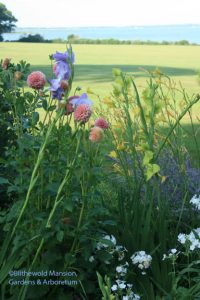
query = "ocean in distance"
xmin=3 ymin=25 xmax=200 ymax=43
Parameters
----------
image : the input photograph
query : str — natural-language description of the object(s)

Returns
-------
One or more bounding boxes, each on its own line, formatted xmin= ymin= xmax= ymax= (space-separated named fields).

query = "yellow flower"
xmin=102 ymin=97 xmax=115 ymax=108
xmin=86 ymin=87 xmax=95 ymax=95
xmin=109 ymin=151 xmax=117 ymax=158
xmin=117 ymin=142 xmax=126 ymax=151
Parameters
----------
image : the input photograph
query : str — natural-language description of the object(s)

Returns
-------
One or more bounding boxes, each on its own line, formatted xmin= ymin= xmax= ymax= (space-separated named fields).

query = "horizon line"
xmin=13 ymin=23 xmax=200 ymax=29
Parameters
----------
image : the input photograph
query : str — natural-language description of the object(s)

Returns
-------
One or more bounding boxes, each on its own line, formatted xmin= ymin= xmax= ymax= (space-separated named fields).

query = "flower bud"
xmin=61 ymin=80 xmax=69 ymax=91
xmin=59 ymin=100 xmax=67 ymax=108
xmin=62 ymin=217 xmax=70 ymax=224
xmin=14 ymin=71 xmax=22 ymax=81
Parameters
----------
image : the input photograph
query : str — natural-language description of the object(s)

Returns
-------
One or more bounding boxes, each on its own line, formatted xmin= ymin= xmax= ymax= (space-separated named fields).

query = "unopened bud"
xmin=62 ymin=217 xmax=70 ymax=224
xmin=59 ymin=100 xmax=67 ymax=108
xmin=14 ymin=71 xmax=22 ymax=81
xmin=61 ymin=80 xmax=69 ymax=91
xmin=39 ymin=90 xmax=44 ymax=97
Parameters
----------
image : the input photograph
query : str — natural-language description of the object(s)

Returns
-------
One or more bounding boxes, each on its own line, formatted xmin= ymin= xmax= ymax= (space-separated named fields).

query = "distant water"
xmin=3 ymin=25 xmax=200 ymax=43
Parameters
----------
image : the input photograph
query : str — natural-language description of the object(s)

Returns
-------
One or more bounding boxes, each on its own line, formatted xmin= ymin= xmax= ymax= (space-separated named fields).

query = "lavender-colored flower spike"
xmin=71 ymin=93 xmax=93 ymax=107
xmin=49 ymin=79 xmax=61 ymax=91
xmin=49 ymin=79 xmax=63 ymax=100
xmin=54 ymin=61 xmax=71 ymax=80
xmin=53 ymin=51 xmax=75 ymax=64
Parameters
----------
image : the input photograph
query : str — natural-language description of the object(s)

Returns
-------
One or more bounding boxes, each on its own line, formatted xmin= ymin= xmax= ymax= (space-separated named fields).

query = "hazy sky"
xmin=2 ymin=0 xmax=200 ymax=27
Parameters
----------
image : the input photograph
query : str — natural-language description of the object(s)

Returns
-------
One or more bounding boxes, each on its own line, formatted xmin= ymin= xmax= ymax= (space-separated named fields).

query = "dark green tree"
xmin=0 ymin=3 xmax=17 ymax=41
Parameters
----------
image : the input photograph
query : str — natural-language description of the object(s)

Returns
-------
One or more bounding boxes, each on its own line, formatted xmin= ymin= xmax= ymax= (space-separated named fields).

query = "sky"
xmin=2 ymin=0 xmax=200 ymax=27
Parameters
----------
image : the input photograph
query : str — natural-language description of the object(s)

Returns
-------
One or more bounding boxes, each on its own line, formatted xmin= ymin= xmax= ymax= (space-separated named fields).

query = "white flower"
xmin=111 ymin=284 xmax=118 ymax=291
xmin=131 ymin=251 xmax=152 ymax=271
xmin=178 ymin=233 xmax=186 ymax=244
xmin=170 ymin=248 xmax=177 ymax=254
xmin=162 ymin=254 xmax=167 ymax=260
xmin=138 ymin=263 xmax=143 ymax=269
xmin=116 ymin=279 xmax=126 ymax=289
xmin=111 ymin=280 xmax=140 ymax=300
xmin=190 ymin=194 xmax=200 ymax=210
xmin=116 ymin=262 xmax=129 ymax=276
xmin=89 ymin=256 xmax=95 ymax=262
xmin=178 ymin=228 xmax=200 ymax=252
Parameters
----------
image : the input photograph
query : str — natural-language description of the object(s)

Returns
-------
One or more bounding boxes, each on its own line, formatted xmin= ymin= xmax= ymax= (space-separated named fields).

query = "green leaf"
xmin=98 ymin=238 xmax=115 ymax=247
xmin=42 ymin=99 xmax=48 ymax=111
xmin=0 ymin=248 xmax=23 ymax=284
xmin=143 ymin=150 xmax=153 ymax=166
xmin=0 ymin=177 xmax=10 ymax=185
xmin=56 ymin=231 xmax=64 ymax=242
xmin=146 ymin=163 xmax=160 ymax=181
xmin=63 ymin=199 xmax=73 ymax=212
xmin=112 ymin=68 xmax=121 ymax=76
xmin=31 ymin=111 xmax=39 ymax=126
xmin=48 ymin=105 xmax=56 ymax=112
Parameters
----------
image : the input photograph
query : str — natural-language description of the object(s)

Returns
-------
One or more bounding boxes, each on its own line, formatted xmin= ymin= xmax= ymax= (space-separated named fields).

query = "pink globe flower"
xmin=27 ymin=71 xmax=46 ymax=90
xmin=2 ymin=58 xmax=10 ymax=70
xmin=74 ymin=104 xmax=92 ymax=124
xmin=94 ymin=118 xmax=109 ymax=129
xmin=89 ymin=127 xmax=104 ymax=143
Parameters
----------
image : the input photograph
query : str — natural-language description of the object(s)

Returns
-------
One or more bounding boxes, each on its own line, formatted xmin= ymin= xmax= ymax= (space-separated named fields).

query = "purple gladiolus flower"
xmin=53 ymin=61 xmax=71 ymax=80
xmin=49 ymin=79 xmax=64 ymax=100
xmin=51 ymin=88 xmax=63 ymax=100
xmin=70 ymin=93 xmax=93 ymax=108
xmin=49 ymin=79 xmax=61 ymax=91
xmin=53 ymin=51 xmax=75 ymax=64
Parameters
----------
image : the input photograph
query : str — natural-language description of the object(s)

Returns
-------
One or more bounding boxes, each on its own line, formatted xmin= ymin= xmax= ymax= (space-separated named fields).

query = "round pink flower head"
xmin=2 ymin=58 xmax=10 ymax=70
xmin=89 ymin=127 xmax=104 ymax=143
xmin=27 ymin=71 xmax=46 ymax=90
xmin=74 ymin=104 xmax=92 ymax=124
xmin=94 ymin=118 xmax=109 ymax=129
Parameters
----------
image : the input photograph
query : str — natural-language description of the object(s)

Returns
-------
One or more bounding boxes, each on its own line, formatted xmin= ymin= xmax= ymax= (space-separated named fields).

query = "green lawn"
xmin=1 ymin=42 xmax=200 ymax=97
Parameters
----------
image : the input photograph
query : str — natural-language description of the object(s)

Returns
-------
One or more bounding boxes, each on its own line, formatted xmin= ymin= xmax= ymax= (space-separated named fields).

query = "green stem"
xmin=0 ymin=111 xmax=61 ymax=265
xmin=155 ymin=94 xmax=200 ymax=160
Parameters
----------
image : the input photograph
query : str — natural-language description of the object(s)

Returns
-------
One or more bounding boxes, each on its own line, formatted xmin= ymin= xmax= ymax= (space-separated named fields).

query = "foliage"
xmin=0 ymin=2 xmax=17 ymax=41
xmin=0 ymin=47 xmax=200 ymax=300
xmin=18 ymin=34 xmax=45 ymax=43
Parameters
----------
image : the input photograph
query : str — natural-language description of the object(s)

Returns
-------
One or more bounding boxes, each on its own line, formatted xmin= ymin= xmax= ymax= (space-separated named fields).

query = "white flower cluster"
xmin=115 ymin=245 xmax=128 ymax=261
xmin=162 ymin=248 xmax=179 ymax=261
xmin=178 ymin=228 xmax=200 ymax=251
xmin=131 ymin=251 xmax=152 ymax=274
xmin=111 ymin=280 xmax=140 ymax=300
xmin=94 ymin=235 xmax=127 ymax=261
xmin=190 ymin=194 xmax=200 ymax=211
xmin=96 ymin=235 xmax=117 ymax=250
xmin=116 ymin=262 xmax=129 ymax=277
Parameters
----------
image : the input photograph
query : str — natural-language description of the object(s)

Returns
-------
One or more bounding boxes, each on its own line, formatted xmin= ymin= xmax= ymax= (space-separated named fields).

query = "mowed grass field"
xmin=1 ymin=42 xmax=200 ymax=97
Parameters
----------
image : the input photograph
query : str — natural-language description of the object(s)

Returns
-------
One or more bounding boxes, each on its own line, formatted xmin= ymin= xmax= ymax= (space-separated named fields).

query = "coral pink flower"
xmin=27 ymin=71 xmax=46 ymax=90
xmin=74 ymin=104 xmax=92 ymax=124
xmin=2 ymin=58 xmax=10 ymax=70
xmin=89 ymin=127 xmax=104 ymax=142
xmin=94 ymin=118 xmax=109 ymax=129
